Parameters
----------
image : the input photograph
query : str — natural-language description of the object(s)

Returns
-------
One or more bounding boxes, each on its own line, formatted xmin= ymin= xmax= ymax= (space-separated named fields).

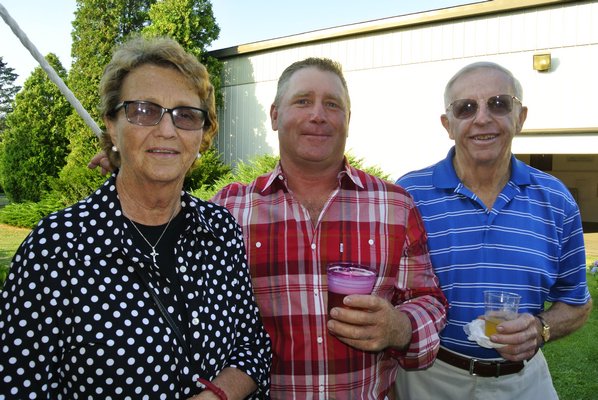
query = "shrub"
xmin=184 ymin=147 xmax=231 ymax=191
xmin=0 ymin=147 xmax=232 ymax=228
xmin=192 ymin=152 xmax=391 ymax=200
xmin=0 ymin=191 xmax=69 ymax=228
xmin=0 ymin=150 xmax=390 ymax=228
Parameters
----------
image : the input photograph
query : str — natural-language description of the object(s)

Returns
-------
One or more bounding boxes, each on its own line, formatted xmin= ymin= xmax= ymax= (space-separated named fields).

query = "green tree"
xmin=143 ymin=0 xmax=223 ymax=105
xmin=69 ymin=0 xmax=155 ymax=114
xmin=53 ymin=0 xmax=223 ymax=205
xmin=0 ymin=57 xmax=21 ymax=136
xmin=143 ymin=0 xmax=219 ymax=57
xmin=142 ymin=0 xmax=225 ymax=188
xmin=1 ymin=0 xmax=229 ymax=229
xmin=54 ymin=0 xmax=156 ymax=203
xmin=0 ymin=54 xmax=71 ymax=202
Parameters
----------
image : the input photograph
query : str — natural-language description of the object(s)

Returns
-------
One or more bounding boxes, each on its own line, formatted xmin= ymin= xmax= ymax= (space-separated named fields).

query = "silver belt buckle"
xmin=468 ymin=358 xmax=479 ymax=376
xmin=469 ymin=358 xmax=502 ymax=377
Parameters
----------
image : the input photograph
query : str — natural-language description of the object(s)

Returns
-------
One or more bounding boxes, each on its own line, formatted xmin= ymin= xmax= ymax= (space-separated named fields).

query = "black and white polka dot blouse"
xmin=0 ymin=174 xmax=271 ymax=399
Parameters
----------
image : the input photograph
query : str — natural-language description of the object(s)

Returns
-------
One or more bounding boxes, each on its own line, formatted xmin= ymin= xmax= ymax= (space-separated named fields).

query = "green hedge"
xmin=192 ymin=152 xmax=390 ymax=200
xmin=0 ymin=151 xmax=389 ymax=228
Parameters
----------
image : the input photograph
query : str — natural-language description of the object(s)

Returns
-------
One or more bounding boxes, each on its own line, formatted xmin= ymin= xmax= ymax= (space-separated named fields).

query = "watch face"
xmin=542 ymin=326 xmax=550 ymax=341
xmin=538 ymin=316 xmax=550 ymax=342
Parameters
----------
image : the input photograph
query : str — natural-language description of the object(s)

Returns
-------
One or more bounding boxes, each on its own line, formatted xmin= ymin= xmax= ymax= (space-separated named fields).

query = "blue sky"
xmin=1 ymin=0 xmax=477 ymax=86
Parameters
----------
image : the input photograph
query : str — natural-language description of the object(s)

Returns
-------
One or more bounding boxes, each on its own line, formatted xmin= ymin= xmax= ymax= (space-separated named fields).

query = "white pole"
xmin=0 ymin=3 xmax=103 ymax=138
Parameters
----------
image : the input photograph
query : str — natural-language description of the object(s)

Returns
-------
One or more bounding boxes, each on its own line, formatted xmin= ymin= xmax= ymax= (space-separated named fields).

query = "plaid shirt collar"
xmin=262 ymin=157 xmax=366 ymax=193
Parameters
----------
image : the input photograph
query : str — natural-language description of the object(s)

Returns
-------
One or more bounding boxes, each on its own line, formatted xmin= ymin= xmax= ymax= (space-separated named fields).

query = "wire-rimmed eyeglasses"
xmin=446 ymin=95 xmax=522 ymax=120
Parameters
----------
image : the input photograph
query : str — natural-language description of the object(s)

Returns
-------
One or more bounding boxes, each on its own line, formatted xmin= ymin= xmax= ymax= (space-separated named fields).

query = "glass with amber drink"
xmin=484 ymin=290 xmax=521 ymax=336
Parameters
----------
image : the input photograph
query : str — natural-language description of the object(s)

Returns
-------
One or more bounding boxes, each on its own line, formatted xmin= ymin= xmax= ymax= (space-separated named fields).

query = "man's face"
xmin=441 ymin=67 xmax=527 ymax=170
xmin=271 ymin=67 xmax=350 ymax=172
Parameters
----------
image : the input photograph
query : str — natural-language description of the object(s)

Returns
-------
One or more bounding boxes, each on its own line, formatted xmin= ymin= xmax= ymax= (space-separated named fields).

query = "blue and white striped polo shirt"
xmin=397 ymin=147 xmax=591 ymax=359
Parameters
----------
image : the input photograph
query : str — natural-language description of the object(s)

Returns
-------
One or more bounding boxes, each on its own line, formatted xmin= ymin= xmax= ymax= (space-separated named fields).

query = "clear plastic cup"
xmin=327 ymin=262 xmax=377 ymax=313
xmin=484 ymin=290 xmax=521 ymax=336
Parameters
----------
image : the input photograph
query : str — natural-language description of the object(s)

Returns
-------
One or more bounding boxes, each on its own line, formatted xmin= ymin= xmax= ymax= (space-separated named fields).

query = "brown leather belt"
xmin=437 ymin=347 xmax=524 ymax=377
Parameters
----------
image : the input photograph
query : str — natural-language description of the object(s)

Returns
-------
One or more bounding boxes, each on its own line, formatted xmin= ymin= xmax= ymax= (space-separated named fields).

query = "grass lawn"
xmin=543 ymin=271 xmax=598 ymax=400
xmin=0 ymin=224 xmax=597 ymax=398
xmin=0 ymin=223 xmax=30 ymax=288
xmin=543 ymin=235 xmax=598 ymax=400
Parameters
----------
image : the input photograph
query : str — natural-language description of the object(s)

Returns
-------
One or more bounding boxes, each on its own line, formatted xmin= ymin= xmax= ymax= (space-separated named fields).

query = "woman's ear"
xmin=104 ymin=116 xmax=118 ymax=146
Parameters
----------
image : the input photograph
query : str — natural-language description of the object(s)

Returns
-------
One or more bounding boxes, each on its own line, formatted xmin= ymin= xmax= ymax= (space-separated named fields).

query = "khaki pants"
xmin=394 ymin=349 xmax=558 ymax=400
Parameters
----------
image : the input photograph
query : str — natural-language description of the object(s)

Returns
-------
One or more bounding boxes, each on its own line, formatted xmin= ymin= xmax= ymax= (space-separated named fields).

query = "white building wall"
xmin=213 ymin=1 xmax=598 ymax=218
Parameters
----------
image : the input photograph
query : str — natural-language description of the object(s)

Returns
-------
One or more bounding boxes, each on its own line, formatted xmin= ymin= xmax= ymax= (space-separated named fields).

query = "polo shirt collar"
xmin=432 ymin=146 xmax=531 ymax=189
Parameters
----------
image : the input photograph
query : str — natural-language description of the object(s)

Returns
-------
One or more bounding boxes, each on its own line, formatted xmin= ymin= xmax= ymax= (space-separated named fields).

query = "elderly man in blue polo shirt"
xmin=395 ymin=61 xmax=592 ymax=399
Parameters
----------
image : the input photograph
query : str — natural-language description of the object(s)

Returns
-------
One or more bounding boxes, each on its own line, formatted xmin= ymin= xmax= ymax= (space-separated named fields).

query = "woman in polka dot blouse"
xmin=0 ymin=36 xmax=271 ymax=399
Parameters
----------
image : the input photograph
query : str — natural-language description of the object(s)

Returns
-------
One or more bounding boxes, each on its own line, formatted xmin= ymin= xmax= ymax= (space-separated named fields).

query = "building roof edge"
xmin=207 ymin=0 xmax=575 ymax=59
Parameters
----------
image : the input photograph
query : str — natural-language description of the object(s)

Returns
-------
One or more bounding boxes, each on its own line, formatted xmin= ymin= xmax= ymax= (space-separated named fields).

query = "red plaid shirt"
xmin=212 ymin=161 xmax=447 ymax=399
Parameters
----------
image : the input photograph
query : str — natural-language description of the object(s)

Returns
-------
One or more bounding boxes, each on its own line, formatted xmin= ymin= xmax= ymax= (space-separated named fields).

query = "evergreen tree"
xmin=55 ymin=0 xmax=223 ymax=204
xmin=0 ymin=57 xmax=21 ymax=136
xmin=142 ymin=0 xmax=222 ymax=106
xmin=54 ymin=0 xmax=157 ymax=203
xmin=143 ymin=0 xmax=219 ymax=56
xmin=69 ymin=0 xmax=155 ymax=115
xmin=0 ymin=54 xmax=71 ymax=202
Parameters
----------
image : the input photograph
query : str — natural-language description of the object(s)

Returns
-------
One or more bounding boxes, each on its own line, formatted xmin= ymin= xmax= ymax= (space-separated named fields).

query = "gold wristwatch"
xmin=536 ymin=315 xmax=550 ymax=343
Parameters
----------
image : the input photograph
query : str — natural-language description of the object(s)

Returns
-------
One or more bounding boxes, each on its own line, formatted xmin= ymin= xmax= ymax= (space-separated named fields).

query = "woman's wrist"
xmin=197 ymin=378 xmax=228 ymax=400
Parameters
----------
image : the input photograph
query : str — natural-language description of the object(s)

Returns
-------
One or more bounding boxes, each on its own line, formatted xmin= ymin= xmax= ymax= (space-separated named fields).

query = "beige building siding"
xmin=210 ymin=0 xmax=598 ymax=222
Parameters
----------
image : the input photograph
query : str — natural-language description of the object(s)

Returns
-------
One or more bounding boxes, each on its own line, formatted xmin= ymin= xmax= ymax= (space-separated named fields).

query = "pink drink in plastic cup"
xmin=327 ymin=263 xmax=377 ymax=313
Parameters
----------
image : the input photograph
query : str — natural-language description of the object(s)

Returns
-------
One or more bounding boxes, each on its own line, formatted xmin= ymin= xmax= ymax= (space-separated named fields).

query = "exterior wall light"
xmin=533 ymin=53 xmax=552 ymax=71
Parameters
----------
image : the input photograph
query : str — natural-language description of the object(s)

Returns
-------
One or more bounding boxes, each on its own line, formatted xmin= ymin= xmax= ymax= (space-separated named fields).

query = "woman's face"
xmin=104 ymin=64 xmax=204 ymax=188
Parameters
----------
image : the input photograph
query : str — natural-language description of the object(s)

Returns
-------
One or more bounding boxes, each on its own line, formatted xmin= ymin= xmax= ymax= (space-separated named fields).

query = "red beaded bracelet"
xmin=197 ymin=377 xmax=228 ymax=400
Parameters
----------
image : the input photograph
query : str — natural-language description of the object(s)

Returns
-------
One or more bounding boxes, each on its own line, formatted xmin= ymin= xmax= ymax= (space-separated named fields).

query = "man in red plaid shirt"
xmin=212 ymin=57 xmax=448 ymax=399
